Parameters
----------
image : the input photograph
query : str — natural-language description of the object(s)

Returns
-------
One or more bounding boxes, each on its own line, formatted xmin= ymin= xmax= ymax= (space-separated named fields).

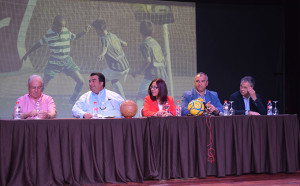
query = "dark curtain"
xmin=0 ymin=115 xmax=299 ymax=185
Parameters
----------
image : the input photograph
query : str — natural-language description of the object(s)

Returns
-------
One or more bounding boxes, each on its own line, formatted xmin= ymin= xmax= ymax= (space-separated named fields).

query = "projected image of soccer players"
xmin=132 ymin=20 xmax=168 ymax=113
xmin=92 ymin=19 xmax=130 ymax=99
xmin=21 ymin=15 xmax=91 ymax=104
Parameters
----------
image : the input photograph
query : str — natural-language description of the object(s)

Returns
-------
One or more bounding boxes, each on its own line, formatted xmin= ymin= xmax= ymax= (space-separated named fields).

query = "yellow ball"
xmin=188 ymin=98 xmax=205 ymax=116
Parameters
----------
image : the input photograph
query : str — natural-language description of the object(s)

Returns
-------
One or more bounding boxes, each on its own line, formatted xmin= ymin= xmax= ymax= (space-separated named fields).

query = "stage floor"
xmin=107 ymin=171 xmax=300 ymax=185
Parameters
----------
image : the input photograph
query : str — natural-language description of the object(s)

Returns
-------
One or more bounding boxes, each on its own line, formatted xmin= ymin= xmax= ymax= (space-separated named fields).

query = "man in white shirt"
xmin=72 ymin=72 xmax=124 ymax=118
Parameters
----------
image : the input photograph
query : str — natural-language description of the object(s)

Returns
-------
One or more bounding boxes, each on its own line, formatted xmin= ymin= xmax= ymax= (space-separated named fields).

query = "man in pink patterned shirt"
xmin=13 ymin=75 xmax=57 ymax=119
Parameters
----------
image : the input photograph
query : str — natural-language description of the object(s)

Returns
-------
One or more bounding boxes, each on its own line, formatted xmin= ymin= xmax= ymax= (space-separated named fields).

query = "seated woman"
xmin=143 ymin=78 xmax=176 ymax=116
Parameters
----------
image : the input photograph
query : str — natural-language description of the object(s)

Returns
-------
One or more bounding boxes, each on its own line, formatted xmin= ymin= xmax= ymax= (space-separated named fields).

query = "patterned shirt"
xmin=39 ymin=27 xmax=76 ymax=64
xmin=101 ymin=32 xmax=129 ymax=72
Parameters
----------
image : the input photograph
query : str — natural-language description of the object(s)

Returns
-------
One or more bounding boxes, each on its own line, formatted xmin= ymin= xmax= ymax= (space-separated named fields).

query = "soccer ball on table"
xmin=188 ymin=98 xmax=205 ymax=116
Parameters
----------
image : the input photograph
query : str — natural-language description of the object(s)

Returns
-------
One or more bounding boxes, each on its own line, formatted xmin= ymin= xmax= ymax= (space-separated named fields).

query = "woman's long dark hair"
xmin=148 ymin=78 xmax=168 ymax=104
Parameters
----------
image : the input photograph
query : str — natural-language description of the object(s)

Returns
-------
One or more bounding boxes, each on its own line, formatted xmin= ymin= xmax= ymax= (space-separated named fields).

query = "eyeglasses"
xmin=150 ymin=86 xmax=158 ymax=90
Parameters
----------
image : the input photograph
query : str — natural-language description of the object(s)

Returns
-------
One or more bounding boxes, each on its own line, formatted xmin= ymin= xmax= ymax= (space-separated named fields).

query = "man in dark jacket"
xmin=230 ymin=76 xmax=266 ymax=115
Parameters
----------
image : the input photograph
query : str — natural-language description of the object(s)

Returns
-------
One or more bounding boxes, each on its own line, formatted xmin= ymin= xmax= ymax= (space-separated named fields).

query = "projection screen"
xmin=0 ymin=0 xmax=196 ymax=118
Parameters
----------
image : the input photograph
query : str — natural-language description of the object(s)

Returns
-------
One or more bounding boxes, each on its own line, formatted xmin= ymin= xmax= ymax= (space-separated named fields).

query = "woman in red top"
xmin=142 ymin=78 xmax=176 ymax=116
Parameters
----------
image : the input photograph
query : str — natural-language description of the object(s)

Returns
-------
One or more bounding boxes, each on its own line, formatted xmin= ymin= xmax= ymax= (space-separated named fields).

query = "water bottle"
xmin=267 ymin=100 xmax=273 ymax=115
xmin=93 ymin=101 xmax=98 ymax=119
xmin=14 ymin=101 xmax=21 ymax=120
xmin=223 ymin=100 xmax=229 ymax=116
xmin=176 ymin=100 xmax=181 ymax=116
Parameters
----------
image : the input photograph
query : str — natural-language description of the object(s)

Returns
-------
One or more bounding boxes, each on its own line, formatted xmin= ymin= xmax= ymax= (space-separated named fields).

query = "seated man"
xmin=230 ymin=76 xmax=266 ymax=115
xmin=72 ymin=72 xmax=124 ymax=118
xmin=181 ymin=72 xmax=223 ymax=116
xmin=13 ymin=74 xmax=56 ymax=119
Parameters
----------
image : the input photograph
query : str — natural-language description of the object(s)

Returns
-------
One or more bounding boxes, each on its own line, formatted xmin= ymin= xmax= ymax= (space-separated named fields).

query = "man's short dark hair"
xmin=92 ymin=19 xmax=106 ymax=31
xmin=53 ymin=15 xmax=65 ymax=26
xmin=140 ymin=20 xmax=153 ymax=37
xmin=90 ymin=72 xmax=105 ymax=87
xmin=241 ymin=76 xmax=255 ymax=87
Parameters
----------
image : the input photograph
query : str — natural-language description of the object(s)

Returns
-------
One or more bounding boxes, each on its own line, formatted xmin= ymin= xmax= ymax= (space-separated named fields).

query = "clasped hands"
xmin=24 ymin=109 xmax=49 ymax=119
xmin=153 ymin=110 xmax=172 ymax=117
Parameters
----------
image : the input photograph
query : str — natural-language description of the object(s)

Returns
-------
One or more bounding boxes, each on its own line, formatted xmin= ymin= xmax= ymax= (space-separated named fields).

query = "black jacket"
xmin=229 ymin=91 xmax=266 ymax=115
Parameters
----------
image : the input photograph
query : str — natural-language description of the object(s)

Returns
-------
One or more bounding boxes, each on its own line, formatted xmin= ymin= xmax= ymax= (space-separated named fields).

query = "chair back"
xmin=140 ymin=106 xmax=144 ymax=117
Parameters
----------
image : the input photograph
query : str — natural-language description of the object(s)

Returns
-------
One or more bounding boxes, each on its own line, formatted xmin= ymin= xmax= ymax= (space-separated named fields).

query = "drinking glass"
xmin=273 ymin=101 xmax=279 ymax=115
xmin=229 ymin=101 xmax=235 ymax=115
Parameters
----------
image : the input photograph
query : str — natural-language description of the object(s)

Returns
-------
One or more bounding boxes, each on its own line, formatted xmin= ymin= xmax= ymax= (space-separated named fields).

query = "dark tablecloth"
xmin=0 ymin=115 xmax=299 ymax=185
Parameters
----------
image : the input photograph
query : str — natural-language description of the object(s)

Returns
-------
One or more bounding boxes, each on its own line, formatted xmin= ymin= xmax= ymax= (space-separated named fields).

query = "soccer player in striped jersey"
xmin=132 ymin=20 xmax=168 ymax=115
xmin=21 ymin=15 xmax=91 ymax=104
xmin=92 ymin=19 xmax=130 ymax=99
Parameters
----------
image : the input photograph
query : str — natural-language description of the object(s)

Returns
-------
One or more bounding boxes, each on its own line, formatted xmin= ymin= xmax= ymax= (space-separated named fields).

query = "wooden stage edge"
xmin=105 ymin=171 xmax=300 ymax=185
